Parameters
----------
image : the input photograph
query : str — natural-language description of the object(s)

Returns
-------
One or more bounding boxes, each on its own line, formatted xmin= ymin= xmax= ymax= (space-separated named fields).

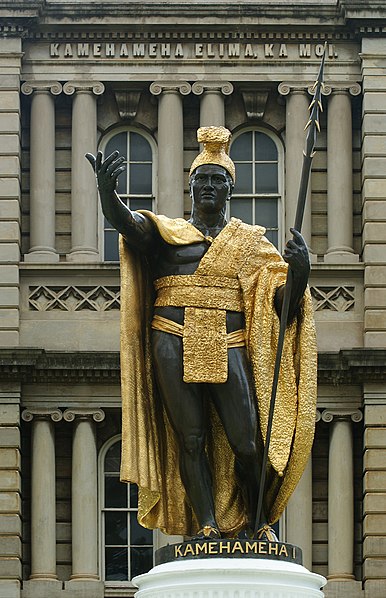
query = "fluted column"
xmin=64 ymin=408 xmax=105 ymax=581
xmin=322 ymin=408 xmax=363 ymax=581
xmin=21 ymin=82 xmax=62 ymax=263
xmin=150 ymin=81 xmax=191 ymax=217
xmin=192 ymin=81 xmax=233 ymax=127
xmin=278 ymin=83 xmax=312 ymax=251
xmin=22 ymin=408 xmax=63 ymax=580
xmin=63 ymin=81 xmax=105 ymax=262
xmin=286 ymin=457 xmax=313 ymax=570
xmin=325 ymin=84 xmax=361 ymax=263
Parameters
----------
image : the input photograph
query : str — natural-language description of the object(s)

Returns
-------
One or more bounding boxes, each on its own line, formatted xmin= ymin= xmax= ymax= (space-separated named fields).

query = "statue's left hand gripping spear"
xmin=254 ymin=44 xmax=327 ymax=536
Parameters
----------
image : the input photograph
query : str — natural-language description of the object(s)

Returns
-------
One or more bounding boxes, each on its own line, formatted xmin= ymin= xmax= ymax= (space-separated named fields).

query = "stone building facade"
xmin=0 ymin=0 xmax=385 ymax=597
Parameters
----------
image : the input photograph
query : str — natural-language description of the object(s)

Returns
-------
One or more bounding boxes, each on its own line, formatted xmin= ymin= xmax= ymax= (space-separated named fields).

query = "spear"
xmin=254 ymin=45 xmax=327 ymax=536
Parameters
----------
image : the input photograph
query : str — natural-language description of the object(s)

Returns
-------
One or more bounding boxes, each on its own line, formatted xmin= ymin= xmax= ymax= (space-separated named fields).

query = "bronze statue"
xmin=87 ymin=126 xmax=317 ymax=541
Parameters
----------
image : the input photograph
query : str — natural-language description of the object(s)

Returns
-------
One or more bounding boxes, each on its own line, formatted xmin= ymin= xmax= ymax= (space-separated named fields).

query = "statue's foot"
xmin=193 ymin=525 xmax=221 ymax=540
xmin=254 ymin=523 xmax=279 ymax=542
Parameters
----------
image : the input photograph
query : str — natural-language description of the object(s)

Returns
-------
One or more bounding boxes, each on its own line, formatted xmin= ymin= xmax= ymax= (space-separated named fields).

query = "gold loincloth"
xmin=153 ymin=275 xmax=244 ymax=383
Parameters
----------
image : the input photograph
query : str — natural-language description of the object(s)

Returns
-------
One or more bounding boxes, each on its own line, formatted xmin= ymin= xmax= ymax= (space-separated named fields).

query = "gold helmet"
xmin=189 ymin=126 xmax=235 ymax=182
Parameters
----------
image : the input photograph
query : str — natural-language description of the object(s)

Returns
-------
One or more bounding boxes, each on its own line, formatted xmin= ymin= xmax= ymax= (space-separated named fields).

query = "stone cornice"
xmin=0 ymin=348 xmax=386 ymax=385
xmin=26 ymin=30 xmax=356 ymax=43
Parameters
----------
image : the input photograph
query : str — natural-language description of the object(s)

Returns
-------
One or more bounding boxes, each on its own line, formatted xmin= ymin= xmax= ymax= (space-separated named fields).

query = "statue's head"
xmin=189 ymin=126 xmax=235 ymax=214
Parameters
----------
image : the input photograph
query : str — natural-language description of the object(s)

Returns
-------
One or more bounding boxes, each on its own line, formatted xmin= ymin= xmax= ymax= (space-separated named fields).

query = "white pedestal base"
xmin=134 ymin=557 xmax=326 ymax=598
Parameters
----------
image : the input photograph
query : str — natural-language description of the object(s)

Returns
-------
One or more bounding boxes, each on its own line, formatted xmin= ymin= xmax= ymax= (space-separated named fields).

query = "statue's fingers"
xmin=95 ymin=151 xmax=103 ymax=171
xmin=289 ymin=227 xmax=306 ymax=246
xmin=105 ymin=156 xmax=125 ymax=177
xmin=111 ymin=165 xmax=126 ymax=182
xmin=85 ymin=153 xmax=96 ymax=171
xmin=100 ymin=150 xmax=120 ymax=173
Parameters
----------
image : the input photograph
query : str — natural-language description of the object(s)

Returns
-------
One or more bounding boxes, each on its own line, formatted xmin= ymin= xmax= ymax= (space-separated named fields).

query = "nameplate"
xmin=155 ymin=539 xmax=302 ymax=566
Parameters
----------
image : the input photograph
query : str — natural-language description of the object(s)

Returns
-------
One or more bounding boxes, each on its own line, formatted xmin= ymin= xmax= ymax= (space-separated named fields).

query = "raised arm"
xmin=85 ymin=150 xmax=157 ymax=253
xmin=274 ymin=228 xmax=310 ymax=322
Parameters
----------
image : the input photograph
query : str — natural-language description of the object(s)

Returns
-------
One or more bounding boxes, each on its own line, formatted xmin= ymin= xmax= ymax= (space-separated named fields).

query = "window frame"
xmin=98 ymin=434 xmax=156 ymax=589
xmin=229 ymin=126 xmax=285 ymax=251
xmin=98 ymin=127 xmax=158 ymax=262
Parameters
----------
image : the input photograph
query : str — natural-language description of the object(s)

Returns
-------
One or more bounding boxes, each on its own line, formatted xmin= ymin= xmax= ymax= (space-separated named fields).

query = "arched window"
xmin=230 ymin=129 xmax=283 ymax=249
xmin=99 ymin=437 xmax=154 ymax=582
xmin=101 ymin=129 xmax=156 ymax=261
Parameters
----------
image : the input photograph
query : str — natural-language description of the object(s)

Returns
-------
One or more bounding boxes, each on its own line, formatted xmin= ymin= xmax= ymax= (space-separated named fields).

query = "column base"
xmin=134 ymin=558 xmax=326 ymax=598
xmin=324 ymin=250 xmax=359 ymax=264
xmin=64 ymin=579 xmax=104 ymax=597
xmin=66 ymin=249 xmax=99 ymax=263
xmin=22 ymin=579 xmax=62 ymax=598
xmin=24 ymin=250 xmax=59 ymax=263
xmin=324 ymin=579 xmax=363 ymax=597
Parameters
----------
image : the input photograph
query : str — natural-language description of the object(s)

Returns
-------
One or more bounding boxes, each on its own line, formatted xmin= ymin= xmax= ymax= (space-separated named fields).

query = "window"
xmin=230 ymin=130 xmax=283 ymax=249
xmin=100 ymin=437 xmax=154 ymax=582
xmin=102 ymin=130 xmax=155 ymax=261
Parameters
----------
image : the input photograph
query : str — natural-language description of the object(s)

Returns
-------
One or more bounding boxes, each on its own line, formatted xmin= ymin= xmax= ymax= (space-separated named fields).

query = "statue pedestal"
xmin=134 ymin=545 xmax=326 ymax=598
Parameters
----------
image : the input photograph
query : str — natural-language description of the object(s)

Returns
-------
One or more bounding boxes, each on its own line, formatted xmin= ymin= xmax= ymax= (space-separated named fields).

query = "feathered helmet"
xmin=189 ymin=126 xmax=235 ymax=182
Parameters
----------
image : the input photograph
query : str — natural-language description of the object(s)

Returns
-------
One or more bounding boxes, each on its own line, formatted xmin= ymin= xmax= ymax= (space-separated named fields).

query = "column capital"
xmin=150 ymin=80 xmax=191 ymax=96
xmin=63 ymin=408 xmax=105 ymax=423
xmin=21 ymin=81 xmax=62 ymax=96
xmin=309 ymin=82 xmax=361 ymax=97
xmin=192 ymin=81 xmax=233 ymax=96
xmin=278 ymin=82 xmax=309 ymax=96
xmin=22 ymin=408 xmax=62 ymax=422
xmin=321 ymin=408 xmax=363 ymax=423
xmin=63 ymin=80 xmax=105 ymax=96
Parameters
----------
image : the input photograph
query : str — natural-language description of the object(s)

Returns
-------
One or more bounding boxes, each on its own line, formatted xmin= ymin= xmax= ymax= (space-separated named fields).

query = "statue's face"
xmin=190 ymin=164 xmax=233 ymax=215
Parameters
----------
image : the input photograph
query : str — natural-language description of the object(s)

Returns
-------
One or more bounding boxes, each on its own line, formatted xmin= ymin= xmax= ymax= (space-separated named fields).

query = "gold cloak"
xmin=120 ymin=214 xmax=317 ymax=535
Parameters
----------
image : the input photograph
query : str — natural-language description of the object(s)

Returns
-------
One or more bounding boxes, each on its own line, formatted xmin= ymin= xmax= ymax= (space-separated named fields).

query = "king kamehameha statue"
xmin=87 ymin=126 xmax=317 ymax=545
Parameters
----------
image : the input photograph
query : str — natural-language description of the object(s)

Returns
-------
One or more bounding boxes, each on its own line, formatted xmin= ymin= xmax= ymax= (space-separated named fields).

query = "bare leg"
xmin=152 ymin=330 xmax=218 ymax=531
xmin=209 ymin=347 xmax=266 ymax=532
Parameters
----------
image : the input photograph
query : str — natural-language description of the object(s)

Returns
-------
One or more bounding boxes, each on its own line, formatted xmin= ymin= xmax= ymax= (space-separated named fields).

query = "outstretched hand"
xmin=283 ymin=228 xmax=310 ymax=278
xmin=85 ymin=150 xmax=126 ymax=198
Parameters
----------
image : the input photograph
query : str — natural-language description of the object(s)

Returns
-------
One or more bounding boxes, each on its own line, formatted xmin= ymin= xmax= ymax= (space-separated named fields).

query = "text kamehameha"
xmin=49 ymin=42 xmax=338 ymax=60
xmin=174 ymin=540 xmax=297 ymax=559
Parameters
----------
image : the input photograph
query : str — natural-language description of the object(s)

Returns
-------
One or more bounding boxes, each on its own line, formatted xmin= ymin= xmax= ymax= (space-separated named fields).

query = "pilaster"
xmin=21 ymin=409 xmax=62 ymax=597
xmin=0 ymin=35 xmax=22 ymax=349
xmin=63 ymin=408 xmax=105 ymax=597
xmin=278 ymin=82 xmax=313 ymax=252
xmin=322 ymin=408 xmax=363 ymax=598
xmin=63 ymin=81 xmax=105 ymax=263
xmin=361 ymin=38 xmax=386 ymax=349
xmin=150 ymin=81 xmax=191 ymax=217
xmin=324 ymin=84 xmax=361 ymax=264
xmin=21 ymin=81 xmax=62 ymax=263
xmin=191 ymin=81 xmax=233 ymax=127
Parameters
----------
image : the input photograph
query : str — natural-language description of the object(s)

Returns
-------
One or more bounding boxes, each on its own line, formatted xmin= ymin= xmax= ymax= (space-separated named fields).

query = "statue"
xmin=86 ymin=126 xmax=317 ymax=541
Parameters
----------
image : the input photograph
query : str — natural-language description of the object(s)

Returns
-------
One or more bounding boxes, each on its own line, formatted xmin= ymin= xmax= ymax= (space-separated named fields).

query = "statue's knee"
xmin=236 ymin=439 xmax=257 ymax=462
xmin=182 ymin=432 xmax=204 ymax=457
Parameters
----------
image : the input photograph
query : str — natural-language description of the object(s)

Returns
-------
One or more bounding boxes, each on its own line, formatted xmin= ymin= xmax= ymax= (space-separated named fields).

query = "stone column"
xmin=63 ymin=408 xmax=105 ymax=583
xmin=21 ymin=408 xmax=63 ymax=583
xmin=278 ymin=83 xmax=313 ymax=251
xmin=192 ymin=81 xmax=233 ymax=127
xmin=63 ymin=81 xmax=105 ymax=262
xmin=325 ymin=84 xmax=361 ymax=263
xmin=322 ymin=408 xmax=363 ymax=582
xmin=21 ymin=82 xmax=62 ymax=263
xmin=286 ymin=457 xmax=313 ymax=570
xmin=150 ymin=81 xmax=191 ymax=217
